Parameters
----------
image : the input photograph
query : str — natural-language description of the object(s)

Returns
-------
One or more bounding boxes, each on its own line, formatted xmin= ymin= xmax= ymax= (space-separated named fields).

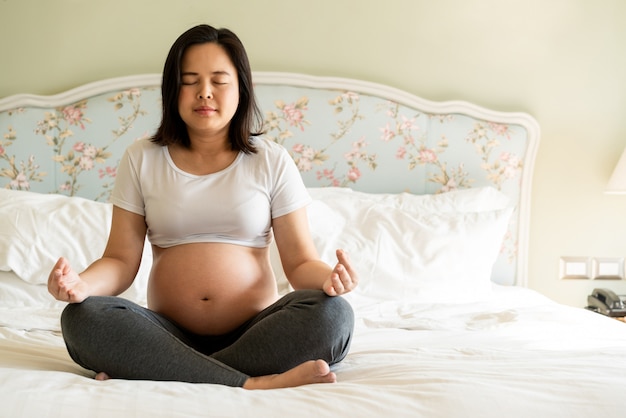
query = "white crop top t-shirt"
xmin=109 ymin=137 xmax=311 ymax=248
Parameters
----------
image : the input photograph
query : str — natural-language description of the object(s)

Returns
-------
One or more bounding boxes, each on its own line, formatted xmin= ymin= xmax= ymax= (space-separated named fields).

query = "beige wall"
xmin=2 ymin=0 xmax=626 ymax=307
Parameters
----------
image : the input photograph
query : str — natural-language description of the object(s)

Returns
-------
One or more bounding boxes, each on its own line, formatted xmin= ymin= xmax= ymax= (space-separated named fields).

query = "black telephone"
xmin=586 ymin=288 xmax=626 ymax=317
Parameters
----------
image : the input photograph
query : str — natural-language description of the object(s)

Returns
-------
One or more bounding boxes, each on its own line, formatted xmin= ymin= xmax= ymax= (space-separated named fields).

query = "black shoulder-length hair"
xmin=151 ymin=24 xmax=263 ymax=153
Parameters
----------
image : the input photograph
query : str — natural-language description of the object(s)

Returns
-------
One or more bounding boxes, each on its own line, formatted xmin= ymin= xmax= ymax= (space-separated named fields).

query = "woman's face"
xmin=177 ymin=42 xmax=240 ymax=143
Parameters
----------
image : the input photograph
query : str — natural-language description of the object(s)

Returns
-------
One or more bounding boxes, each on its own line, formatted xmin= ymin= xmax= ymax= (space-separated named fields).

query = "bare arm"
xmin=48 ymin=206 xmax=147 ymax=303
xmin=272 ymin=207 xmax=358 ymax=296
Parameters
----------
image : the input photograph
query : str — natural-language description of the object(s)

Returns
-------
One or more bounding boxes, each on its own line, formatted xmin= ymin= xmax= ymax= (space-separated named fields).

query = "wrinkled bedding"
xmin=2 ymin=277 xmax=625 ymax=418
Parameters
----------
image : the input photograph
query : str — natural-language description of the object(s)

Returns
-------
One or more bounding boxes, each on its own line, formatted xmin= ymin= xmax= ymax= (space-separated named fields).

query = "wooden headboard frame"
xmin=0 ymin=72 xmax=540 ymax=286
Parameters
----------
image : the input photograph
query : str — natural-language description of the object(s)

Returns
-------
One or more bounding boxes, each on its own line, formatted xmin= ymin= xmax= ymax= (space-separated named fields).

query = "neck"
xmin=169 ymin=139 xmax=238 ymax=176
xmin=186 ymin=131 xmax=231 ymax=154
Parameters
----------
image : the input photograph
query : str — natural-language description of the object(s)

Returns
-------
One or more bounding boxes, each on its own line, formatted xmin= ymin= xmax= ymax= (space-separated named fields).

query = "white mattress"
xmin=2 ymin=270 xmax=625 ymax=418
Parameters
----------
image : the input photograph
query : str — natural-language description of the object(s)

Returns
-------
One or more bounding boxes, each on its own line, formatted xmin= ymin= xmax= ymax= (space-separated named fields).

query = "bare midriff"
xmin=148 ymin=243 xmax=279 ymax=336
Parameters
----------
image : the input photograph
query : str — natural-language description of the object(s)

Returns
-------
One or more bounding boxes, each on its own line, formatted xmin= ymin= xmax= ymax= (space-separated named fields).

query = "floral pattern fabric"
xmin=0 ymin=77 xmax=535 ymax=285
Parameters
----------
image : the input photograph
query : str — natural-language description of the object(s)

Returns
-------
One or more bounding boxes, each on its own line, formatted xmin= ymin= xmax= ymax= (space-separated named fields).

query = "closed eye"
xmin=181 ymin=76 xmax=197 ymax=85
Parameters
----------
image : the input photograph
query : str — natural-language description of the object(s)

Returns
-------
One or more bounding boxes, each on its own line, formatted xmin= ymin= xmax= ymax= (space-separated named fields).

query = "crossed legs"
xmin=61 ymin=289 xmax=354 ymax=388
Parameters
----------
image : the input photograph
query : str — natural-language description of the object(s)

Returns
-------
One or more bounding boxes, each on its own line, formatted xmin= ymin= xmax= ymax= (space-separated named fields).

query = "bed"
xmin=1 ymin=72 xmax=625 ymax=417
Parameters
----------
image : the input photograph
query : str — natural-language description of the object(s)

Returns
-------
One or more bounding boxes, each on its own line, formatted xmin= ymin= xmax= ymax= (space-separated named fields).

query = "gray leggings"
xmin=60 ymin=289 xmax=354 ymax=387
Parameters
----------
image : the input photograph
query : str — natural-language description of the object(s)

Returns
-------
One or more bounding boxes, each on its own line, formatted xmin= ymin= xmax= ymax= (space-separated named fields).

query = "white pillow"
xmin=0 ymin=189 xmax=110 ymax=283
xmin=0 ymin=270 xmax=67 ymax=309
xmin=301 ymin=187 xmax=513 ymax=303
xmin=307 ymin=186 xmax=511 ymax=213
xmin=1 ymin=186 xmax=511 ymax=306
xmin=0 ymin=189 xmax=151 ymax=305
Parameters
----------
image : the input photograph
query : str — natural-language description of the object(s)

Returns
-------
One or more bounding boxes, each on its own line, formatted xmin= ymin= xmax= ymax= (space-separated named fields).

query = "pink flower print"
xmin=297 ymin=159 xmax=312 ymax=171
xmin=399 ymin=115 xmax=418 ymax=132
xmin=73 ymin=142 xmax=85 ymax=152
xmin=440 ymin=178 xmax=457 ymax=193
xmin=344 ymin=137 xmax=367 ymax=162
xmin=282 ymin=103 xmax=306 ymax=130
xmin=339 ymin=92 xmax=360 ymax=104
xmin=418 ymin=148 xmax=438 ymax=163
xmin=317 ymin=168 xmax=335 ymax=181
xmin=294 ymin=145 xmax=318 ymax=172
xmin=500 ymin=152 xmax=520 ymax=166
xmin=503 ymin=166 xmax=516 ymax=179
xmin=98 ymin=166 xmax=117 ymax=179
xmin=396 ymin=146 xmax=406 ymax=159
xmin=475 ymin=127 xmax=486 ymax=139
xmin=0 ymin=146 xmax=4 ymax=156
xmin=82 ymin=145 xmax=97 ymax=158
xmin=302 ymin=146 xmax=315 ymax=161
xmin=10 ymin=172 xmax=29 ymax=189
xmin=499 ymin=230 xmax=514 ymax=254
xmin=127 ymin=88 xmax=141 ymax=98
xmin=347 ymin=167 xmax=361 ymax=182
xmin=296 ymin=148 xmax=313 ymax=171
xmin=63 ymin=105 xmax=86 ymax=129
xmin=317 ymin=169 xmax=340 ymax=187
xmin=352 ymin=137 xmax=366 ymax=148
xmin=488 ymin=122 xmax=510 ymax=139
xmin=292 ymin=143 xmax=305 ymax=154
xmin=500 ymin=152 xmax=520 ymax=179
xmin=79 ymin=155 xmax=94 ymax=170
xmin=380 ymin=123 xmax=395 ymax=142
xmin=60 ymin=182 xmax=71 ymax=191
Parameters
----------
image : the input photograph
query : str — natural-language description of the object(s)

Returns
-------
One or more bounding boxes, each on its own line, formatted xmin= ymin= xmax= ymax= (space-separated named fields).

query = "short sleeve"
xmin=109 ymin=147 xmax=145 ymax=216
xmin=270 ymin=145 xmax=311 ymax=218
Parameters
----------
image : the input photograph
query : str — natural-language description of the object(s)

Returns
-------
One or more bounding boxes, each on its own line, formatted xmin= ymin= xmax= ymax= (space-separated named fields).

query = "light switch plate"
xmin=559 ymin=256 xmax=591 ymax=280
xmin=592 ymin=257 xmax=624 ymax=280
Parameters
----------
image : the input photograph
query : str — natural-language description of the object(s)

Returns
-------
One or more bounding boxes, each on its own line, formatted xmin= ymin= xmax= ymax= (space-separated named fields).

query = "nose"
xmin=197 ymin=82 xmax=213 ymax=100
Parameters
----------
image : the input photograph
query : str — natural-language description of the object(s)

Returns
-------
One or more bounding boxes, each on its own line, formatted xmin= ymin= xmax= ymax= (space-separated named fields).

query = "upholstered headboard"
xmin=0 ymin=72 xmax=539 ymax=286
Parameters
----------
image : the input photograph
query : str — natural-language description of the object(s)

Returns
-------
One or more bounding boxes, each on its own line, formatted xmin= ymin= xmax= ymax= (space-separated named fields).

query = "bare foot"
xmin=95 ymin=372 xmax=110 ymax=381
xmin=243 ymin=359 xmax=336 ymax=390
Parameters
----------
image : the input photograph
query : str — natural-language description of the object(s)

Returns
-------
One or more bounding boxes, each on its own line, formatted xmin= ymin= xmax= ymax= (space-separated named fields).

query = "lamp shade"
xmin=606 ymin=148 xmax=626 ymax=194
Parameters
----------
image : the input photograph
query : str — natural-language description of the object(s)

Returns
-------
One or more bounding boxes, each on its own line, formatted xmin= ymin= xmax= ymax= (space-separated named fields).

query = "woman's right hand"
xmin=48 ymin=257 xmax=90 ymax=303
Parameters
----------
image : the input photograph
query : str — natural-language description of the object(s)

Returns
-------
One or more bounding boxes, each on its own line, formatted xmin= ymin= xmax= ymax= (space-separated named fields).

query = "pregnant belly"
xmin=148 ymin=243 xmax=279 ymax=335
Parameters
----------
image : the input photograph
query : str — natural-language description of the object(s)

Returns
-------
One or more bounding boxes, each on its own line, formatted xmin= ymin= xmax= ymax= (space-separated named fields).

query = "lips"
xmin=194 ymin=106 xmax=217 ymax=116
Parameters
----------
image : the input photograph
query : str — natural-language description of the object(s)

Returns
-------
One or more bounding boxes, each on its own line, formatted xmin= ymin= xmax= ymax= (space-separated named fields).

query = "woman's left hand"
xmin=322 ymin=249 xmax=358 ymax=296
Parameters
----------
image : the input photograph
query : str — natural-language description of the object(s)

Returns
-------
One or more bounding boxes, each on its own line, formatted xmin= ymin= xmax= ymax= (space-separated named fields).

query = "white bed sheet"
xmin=2 ymin=270 xmax=626 ymax=418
